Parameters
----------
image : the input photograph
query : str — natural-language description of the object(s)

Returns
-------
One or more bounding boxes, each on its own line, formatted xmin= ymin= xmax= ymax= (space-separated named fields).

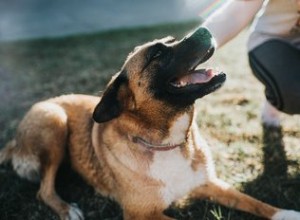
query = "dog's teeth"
xmin=171 ymin=82 xmax=180 ymax=87
xmin=180 ymin=81 xmax=187 ymax=87
xmin=171 ymin=81 xmax=188 ymax=88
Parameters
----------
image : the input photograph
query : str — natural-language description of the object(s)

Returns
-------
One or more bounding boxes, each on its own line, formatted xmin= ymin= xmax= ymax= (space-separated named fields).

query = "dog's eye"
xmin=152 ymin=50 xmax=163 ymax=60
xmin=144 ymin=44 xmax=167 ymax=69
xmin=149 ymin=45 xmax=165 ymax=62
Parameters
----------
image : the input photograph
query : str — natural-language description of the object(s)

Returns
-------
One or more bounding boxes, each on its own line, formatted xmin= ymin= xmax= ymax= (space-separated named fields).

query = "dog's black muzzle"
xmin=152 ymin=27 xmax=226 ymax=107
xmin=171 ymin=27 xmax=216 ymax=74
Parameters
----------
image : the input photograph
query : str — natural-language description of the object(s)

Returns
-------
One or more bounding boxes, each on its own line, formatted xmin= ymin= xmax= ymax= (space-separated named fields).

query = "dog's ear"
xmin=93 ymin=73 xmax=127 ymax=123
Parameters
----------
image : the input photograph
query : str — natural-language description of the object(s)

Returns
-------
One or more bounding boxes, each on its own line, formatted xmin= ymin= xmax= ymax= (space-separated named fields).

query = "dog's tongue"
xmin=179 ymin=69 xmax=216 ymax=85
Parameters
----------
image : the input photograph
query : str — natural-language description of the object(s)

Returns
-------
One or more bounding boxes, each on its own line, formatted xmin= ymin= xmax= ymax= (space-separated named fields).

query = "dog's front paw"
xmin=272 ymin=210 xmax=300 ymax=220
xmin=63 ymin=203 xmax=84 ymax=220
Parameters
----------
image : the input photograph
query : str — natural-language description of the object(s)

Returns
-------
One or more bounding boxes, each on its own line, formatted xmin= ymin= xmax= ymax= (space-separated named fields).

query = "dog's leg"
xmin=36 ymin=139 xmax=84 ymax=219
xmin=37 ymin=160 xmax=84 ymax=220
xmin=19 ymin=102 xmax=84 ymax=220
xmin=190 ymin=179 xmax=300 ymax=220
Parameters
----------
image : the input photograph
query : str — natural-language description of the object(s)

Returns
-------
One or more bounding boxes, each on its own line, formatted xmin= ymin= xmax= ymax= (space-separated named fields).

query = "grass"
xmin=0 ymin=21 xmax=300 ymax=220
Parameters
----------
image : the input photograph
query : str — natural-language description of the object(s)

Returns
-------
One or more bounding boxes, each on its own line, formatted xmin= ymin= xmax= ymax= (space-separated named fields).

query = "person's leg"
xmin=261 ymin=99 xmax=281 ymax=127
xmin=249 ymin=39 xmax=300 ymax=126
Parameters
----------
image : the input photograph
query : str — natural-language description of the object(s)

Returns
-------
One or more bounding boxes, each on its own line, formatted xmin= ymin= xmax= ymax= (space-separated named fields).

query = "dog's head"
xmin=93 ymin=27 xmax=226 ymax=124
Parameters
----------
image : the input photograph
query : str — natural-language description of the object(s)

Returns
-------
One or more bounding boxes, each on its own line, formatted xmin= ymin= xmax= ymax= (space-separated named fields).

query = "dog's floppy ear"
xmin=93 ymin=73 xmax=127 ymax=123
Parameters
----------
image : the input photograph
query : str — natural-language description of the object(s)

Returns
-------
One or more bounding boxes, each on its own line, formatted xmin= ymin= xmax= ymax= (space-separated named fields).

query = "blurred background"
xmin=0 ymin=0 xmax=222 ymax=41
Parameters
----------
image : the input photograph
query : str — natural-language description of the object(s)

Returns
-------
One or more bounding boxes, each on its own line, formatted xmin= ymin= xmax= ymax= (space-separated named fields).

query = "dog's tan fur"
xmin=1 ymin=31 xmax=299 ymax=220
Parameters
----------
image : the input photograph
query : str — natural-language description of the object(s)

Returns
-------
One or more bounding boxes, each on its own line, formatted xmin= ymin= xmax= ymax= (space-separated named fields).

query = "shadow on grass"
xmin=262 ymin=125 xmax=288 ymax=176
xmin=241 ymin=125 xmax=300 ymax=214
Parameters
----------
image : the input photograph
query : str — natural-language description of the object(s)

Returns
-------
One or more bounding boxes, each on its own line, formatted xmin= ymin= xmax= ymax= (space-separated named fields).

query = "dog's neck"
xmin=130 ymin=112 xmax=193 ymax=152
xmin=161 ymin=112 xmax=192 ymax=145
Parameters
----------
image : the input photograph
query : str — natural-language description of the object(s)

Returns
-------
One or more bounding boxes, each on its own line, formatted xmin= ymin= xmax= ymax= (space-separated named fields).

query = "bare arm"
xmin=202 ymin=0 xmax=265 ymax=48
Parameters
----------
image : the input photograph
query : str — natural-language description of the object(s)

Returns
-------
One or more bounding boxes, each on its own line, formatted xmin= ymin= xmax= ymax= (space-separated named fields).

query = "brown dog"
xmin=0 ymin=27 xmax=299 ymax=220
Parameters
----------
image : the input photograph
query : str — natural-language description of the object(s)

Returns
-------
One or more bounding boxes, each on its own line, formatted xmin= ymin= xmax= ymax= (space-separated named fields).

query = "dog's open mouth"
xmin=170 ymin=68 xmax=218 ymax=87
xmin=168 ymin=68 xmax=226 ymax=94
xmin=167 ymin=45 xmax=226 ymax=95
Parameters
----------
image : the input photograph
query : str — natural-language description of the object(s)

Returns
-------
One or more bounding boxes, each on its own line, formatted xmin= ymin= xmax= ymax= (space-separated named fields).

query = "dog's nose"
xmin=175 ymin=27 xmax=216 ymax=64
xmin=181 ymin=27 xmax=216 ymax=49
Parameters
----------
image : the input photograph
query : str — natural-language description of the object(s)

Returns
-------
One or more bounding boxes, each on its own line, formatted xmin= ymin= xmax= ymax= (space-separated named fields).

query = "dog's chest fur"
xmin=149 ymin=148 xmax=207 ymax=205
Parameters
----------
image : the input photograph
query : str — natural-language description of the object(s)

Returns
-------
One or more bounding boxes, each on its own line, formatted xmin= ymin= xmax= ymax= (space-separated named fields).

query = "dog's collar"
xmin=132 ymin=136 xmax=182 ymax=151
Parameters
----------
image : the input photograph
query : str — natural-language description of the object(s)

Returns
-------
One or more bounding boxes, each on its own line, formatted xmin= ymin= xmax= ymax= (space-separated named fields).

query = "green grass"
xmin=0 ymin=21 xmax=300 ymax=220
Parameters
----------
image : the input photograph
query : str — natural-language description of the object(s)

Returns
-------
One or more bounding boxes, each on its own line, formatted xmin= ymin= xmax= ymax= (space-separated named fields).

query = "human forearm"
xmin=202 ymin=0 xmax=264 ymax=48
